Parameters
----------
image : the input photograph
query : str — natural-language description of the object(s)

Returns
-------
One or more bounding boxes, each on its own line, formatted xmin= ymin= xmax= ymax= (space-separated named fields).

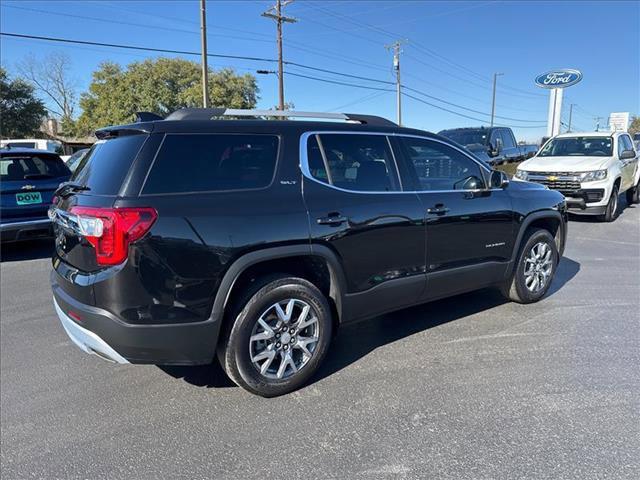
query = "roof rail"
xmin=161 ymin=108 xmax=396 ymax=127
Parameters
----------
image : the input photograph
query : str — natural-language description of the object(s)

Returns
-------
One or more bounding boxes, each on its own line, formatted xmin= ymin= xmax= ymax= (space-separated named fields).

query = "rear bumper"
xmin=52 ymin=274 xmax=221 ymax=365
xmin=0 ymin=218 xmax=52 ymax=242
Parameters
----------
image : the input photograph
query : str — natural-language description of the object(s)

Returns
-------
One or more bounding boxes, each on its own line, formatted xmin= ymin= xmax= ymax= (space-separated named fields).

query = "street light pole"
xmin=567 ymin=103 xmax=575 ymax=132
xmin=200 ymin=0 xmax=209 ymax=108
xmin=385 ymin=40 xmax=406 ymax=126
xmin=490 ymin=72 xmax=503 ymax=127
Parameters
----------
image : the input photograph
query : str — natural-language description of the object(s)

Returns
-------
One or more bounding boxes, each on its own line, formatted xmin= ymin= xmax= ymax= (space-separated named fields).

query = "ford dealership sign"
xmin=534 ymin=69 xmax=582 ymax=89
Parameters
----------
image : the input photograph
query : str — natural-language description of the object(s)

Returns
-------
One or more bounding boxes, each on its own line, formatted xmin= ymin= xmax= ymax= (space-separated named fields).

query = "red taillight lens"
xmin=69 ymin=207 xmax=157 ymax=266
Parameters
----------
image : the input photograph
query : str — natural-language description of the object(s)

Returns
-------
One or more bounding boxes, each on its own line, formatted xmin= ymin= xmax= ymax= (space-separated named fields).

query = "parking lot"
xmin=1 ymin=203 xmax=638 ymax=479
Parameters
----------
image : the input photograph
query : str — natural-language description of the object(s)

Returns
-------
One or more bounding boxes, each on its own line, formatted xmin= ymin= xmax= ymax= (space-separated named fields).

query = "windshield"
xmin=439 ymin=130 xmax=489 ymax=147
xmin=0 ymin=154 xmax=70 ymax=181
xmin=539 ymin=136 xmax=613 ymax=157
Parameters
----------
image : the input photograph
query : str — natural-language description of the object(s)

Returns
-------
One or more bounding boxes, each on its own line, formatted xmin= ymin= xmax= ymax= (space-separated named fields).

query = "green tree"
xmin=75 ymin=58 xmax=258 ymax=135
xmin=628 ymin=116 xmax=640 ymax=137
xmin=0 ymin=67 xmax=47 ymax=139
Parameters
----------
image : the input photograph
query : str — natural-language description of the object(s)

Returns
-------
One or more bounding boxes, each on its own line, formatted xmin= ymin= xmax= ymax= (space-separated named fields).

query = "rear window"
xmin=0 ymin=154 xmax=70 ymax=181
xmin=142 ymin=134 xmax=279 ymax=194
xmin=5 ymin=142 xmax=37 ymax=149
xmin=72 ymin=135 xmax=147 ymax=195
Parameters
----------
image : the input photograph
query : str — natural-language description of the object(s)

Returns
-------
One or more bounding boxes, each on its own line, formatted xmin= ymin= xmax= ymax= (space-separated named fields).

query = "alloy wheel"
xmin=249 ymin=299 xmax=320 ymax=380
xmin=523 ymin=242 xmax=553 ymax=293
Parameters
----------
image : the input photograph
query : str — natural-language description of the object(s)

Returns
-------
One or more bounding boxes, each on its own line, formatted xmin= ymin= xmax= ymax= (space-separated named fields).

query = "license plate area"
xmin=16 ymin=192 xmax=43 ymax=205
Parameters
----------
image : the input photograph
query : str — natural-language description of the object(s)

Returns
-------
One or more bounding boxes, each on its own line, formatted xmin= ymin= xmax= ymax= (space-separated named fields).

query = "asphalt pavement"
xmin=1 ymin=202 xmax=639 ymax=479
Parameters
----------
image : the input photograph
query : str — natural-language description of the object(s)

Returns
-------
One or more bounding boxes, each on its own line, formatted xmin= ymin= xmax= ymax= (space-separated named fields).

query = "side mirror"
xmin=620 ymin=149 xmax=636 ymax=160
xmin=490 ymin=170 xmax=509 ymax=189
xmin=454 ymin=175 xmax=483 ymax=190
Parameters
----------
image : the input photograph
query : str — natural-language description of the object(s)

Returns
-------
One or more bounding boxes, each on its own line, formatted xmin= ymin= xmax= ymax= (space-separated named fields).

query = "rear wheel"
xmin=600 ymin=184 xmax=619 ymax=222
xmin=218 ymin=276 xmax=333 ymax=397
xmin=626 ymin=177 xmax=640 ymax=205
xmin=501 ymin=228 xmax=558 ymax=304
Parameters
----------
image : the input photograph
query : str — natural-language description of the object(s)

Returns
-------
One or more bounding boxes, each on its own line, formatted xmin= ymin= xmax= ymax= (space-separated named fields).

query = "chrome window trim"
xmin=299 ymin=130 xmax=493 ymax=195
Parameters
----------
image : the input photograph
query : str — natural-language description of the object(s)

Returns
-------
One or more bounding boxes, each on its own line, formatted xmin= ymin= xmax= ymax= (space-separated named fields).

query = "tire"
xmin=218 ymin=275 xmax=333 ymax=397
xmin=501 ymin=228 xmax=558 ymax=304
xmin=626 ymin=177 xmax=640 ymax=205
xmin=600 ymin=184 xmax=619 ymax=222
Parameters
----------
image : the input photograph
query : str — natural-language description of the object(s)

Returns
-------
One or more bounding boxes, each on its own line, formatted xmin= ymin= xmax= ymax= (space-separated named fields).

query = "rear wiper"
xmin=54 ymin=181 xmax=91 ymax=198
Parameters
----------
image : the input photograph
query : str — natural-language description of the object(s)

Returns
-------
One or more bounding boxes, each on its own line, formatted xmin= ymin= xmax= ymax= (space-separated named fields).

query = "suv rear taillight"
xmin=69 ymin=207 xmax=157 ymax=266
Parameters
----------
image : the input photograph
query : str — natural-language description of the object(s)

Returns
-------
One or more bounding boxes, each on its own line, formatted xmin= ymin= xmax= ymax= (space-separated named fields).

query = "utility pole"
xmin=567 ymin=103 xmax=575 ymax=132
xmin=385 ymin=40 xmax=406 ymax=126
xmin=199 ymin=0 xmax=209 ymax=108
xmin=594 ymin=116 xmax=603 ymax=131
xmin=262 ymin=0 xmax=297 ymax=110
xmin=490 ymin=72 xmax=504 ymax=127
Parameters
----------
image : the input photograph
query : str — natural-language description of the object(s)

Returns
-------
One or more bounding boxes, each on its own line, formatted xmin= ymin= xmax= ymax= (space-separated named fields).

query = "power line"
xmin=403 ymin=86 xmax=546 ymax=123
xmin=1 ymin=31 xmax=546 ymax=127
xmin=401 ymin=91 xmax=545 ymax=128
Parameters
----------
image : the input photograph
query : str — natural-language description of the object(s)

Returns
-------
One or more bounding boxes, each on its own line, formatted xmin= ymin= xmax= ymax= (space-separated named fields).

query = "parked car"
xmin=439 ymin=127 xmax=538 ymax=165
xmin=514 ymin=131 xmax=640 ymax=222
xmin=50 ymin=108 xmax=567 ymax=397
xmin=0 ymin=138 xmax=62 ymax=153
xmin=0 ymin=148 xmax=71 ymax=242
xmin=64 ymin=148 xmax=89 ymax=172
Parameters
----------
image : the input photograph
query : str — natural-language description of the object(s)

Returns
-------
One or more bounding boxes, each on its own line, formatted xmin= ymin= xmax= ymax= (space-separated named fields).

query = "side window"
xmin=622 ymin=135 xmax=634 ymax=152
xmin=399 ymin=137 xmax=486 ymax=191
xmin=618 ymin=136 xmax=627 ymax=157
xmin=143 ymin=134 xmax=278 ymax=194
xmin=309 ymin=134 xmax=398 ymax=192
xmin=501 ymin=129 xmax=516 ymax=148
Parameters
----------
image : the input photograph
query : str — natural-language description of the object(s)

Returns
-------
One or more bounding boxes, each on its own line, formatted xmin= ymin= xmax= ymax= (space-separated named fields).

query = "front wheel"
xmin=218 ymin=276 xmax=333 ymax=397
xmin=600 ymin=184 xmax=619 ymax=222
xmin=626 ymin=177 xmax=640 ymax=205
xmin=501 ymin=228 xmax=558 ymax=304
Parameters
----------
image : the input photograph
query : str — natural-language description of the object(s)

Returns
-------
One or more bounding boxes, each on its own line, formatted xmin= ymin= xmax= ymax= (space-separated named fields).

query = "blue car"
xmin=1 ymin=148 xmax=71 ymax=242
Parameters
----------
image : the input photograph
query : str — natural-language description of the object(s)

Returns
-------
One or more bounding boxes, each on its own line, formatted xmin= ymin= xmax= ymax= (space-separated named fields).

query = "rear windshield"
xmin=72 ymin=135 xmax=147 ymax=195
xmin=5 ymin=142 xmax=37 ymax=149
xmin=0 ymin=154 xmax=70 ymax=181
xmin=142 ymin=134 xmax=279 ymax=194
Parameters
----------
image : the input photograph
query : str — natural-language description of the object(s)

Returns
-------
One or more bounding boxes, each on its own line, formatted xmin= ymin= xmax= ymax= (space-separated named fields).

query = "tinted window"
xmin=399 ymin=137 xmax=485 ymax=191
xmin=439 ymin=129 xmax=489 ymax=147
xmin=621 ymin=135 xmax=634 ymax=152
xmin=72 ymin=135 xmax=146 ymax=195
xmin=143 ymin=134 xmax=278 ymax=194
xmin=0 ymin=154 xmax=69 ymax=181
xmin=6 ymin=142 xmax=36 ymax=149
xmin=311 ymin=134 xmax=398 ymax=192
xmin=501 ymin=129 xmax=516 ymax=148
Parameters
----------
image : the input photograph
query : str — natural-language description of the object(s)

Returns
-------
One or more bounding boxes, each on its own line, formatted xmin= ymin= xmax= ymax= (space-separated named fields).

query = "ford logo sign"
xmin=534 ymin=69 xmax=582 ymax=89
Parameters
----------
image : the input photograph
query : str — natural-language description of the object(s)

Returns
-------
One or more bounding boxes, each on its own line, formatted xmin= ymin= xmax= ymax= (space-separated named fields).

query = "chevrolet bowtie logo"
xmin=547 ymin=175 xmax=558 ymax=181
xmin=21 ymin=184 xmax=36 ymax=190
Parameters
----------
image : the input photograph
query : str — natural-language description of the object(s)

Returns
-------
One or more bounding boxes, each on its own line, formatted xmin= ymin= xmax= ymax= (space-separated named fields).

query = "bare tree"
xmin=18 ymin=52 xmax=77 ymax=126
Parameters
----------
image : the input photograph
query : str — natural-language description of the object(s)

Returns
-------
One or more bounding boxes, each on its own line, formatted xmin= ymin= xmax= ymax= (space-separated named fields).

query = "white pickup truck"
xmin=513 ymin=131 xmax=639 ymax=222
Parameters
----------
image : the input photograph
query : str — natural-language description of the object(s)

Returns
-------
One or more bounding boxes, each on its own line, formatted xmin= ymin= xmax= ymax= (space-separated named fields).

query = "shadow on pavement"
xmin=0 ymin=239 xmax=54 ymax=263
xmin=158 ymin=256 xmax=580 ymax=390
xmin=158 ymin=360 xmax=236 ymax=389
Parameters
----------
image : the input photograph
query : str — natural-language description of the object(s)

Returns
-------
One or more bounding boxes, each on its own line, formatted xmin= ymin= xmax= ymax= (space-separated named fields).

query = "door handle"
xmin=427 ymin=204 xmax=449 ymax=215
xmin=317 ymin=214 xmax=348 ymax=226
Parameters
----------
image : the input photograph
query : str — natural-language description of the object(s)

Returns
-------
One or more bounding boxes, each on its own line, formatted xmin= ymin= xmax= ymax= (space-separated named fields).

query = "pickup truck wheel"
xmin=501 ymin=228 xmax=558 ymax=304
xmin=218 ymin=276 xmax=332 ymax=397
xmin=625 ymin=178 xmax=640 ymax=205
xmin=600 ymin=185 xmax=619 ymax=222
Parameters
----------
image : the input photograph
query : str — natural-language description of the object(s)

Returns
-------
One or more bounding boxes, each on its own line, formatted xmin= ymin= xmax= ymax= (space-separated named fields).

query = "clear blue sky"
xmin=1 ymin=0 xmax=638 ymax=141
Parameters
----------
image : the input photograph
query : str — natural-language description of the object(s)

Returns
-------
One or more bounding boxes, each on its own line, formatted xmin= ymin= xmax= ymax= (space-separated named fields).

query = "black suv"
xmin=50 ymin=109 xmax=567 ymax=397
